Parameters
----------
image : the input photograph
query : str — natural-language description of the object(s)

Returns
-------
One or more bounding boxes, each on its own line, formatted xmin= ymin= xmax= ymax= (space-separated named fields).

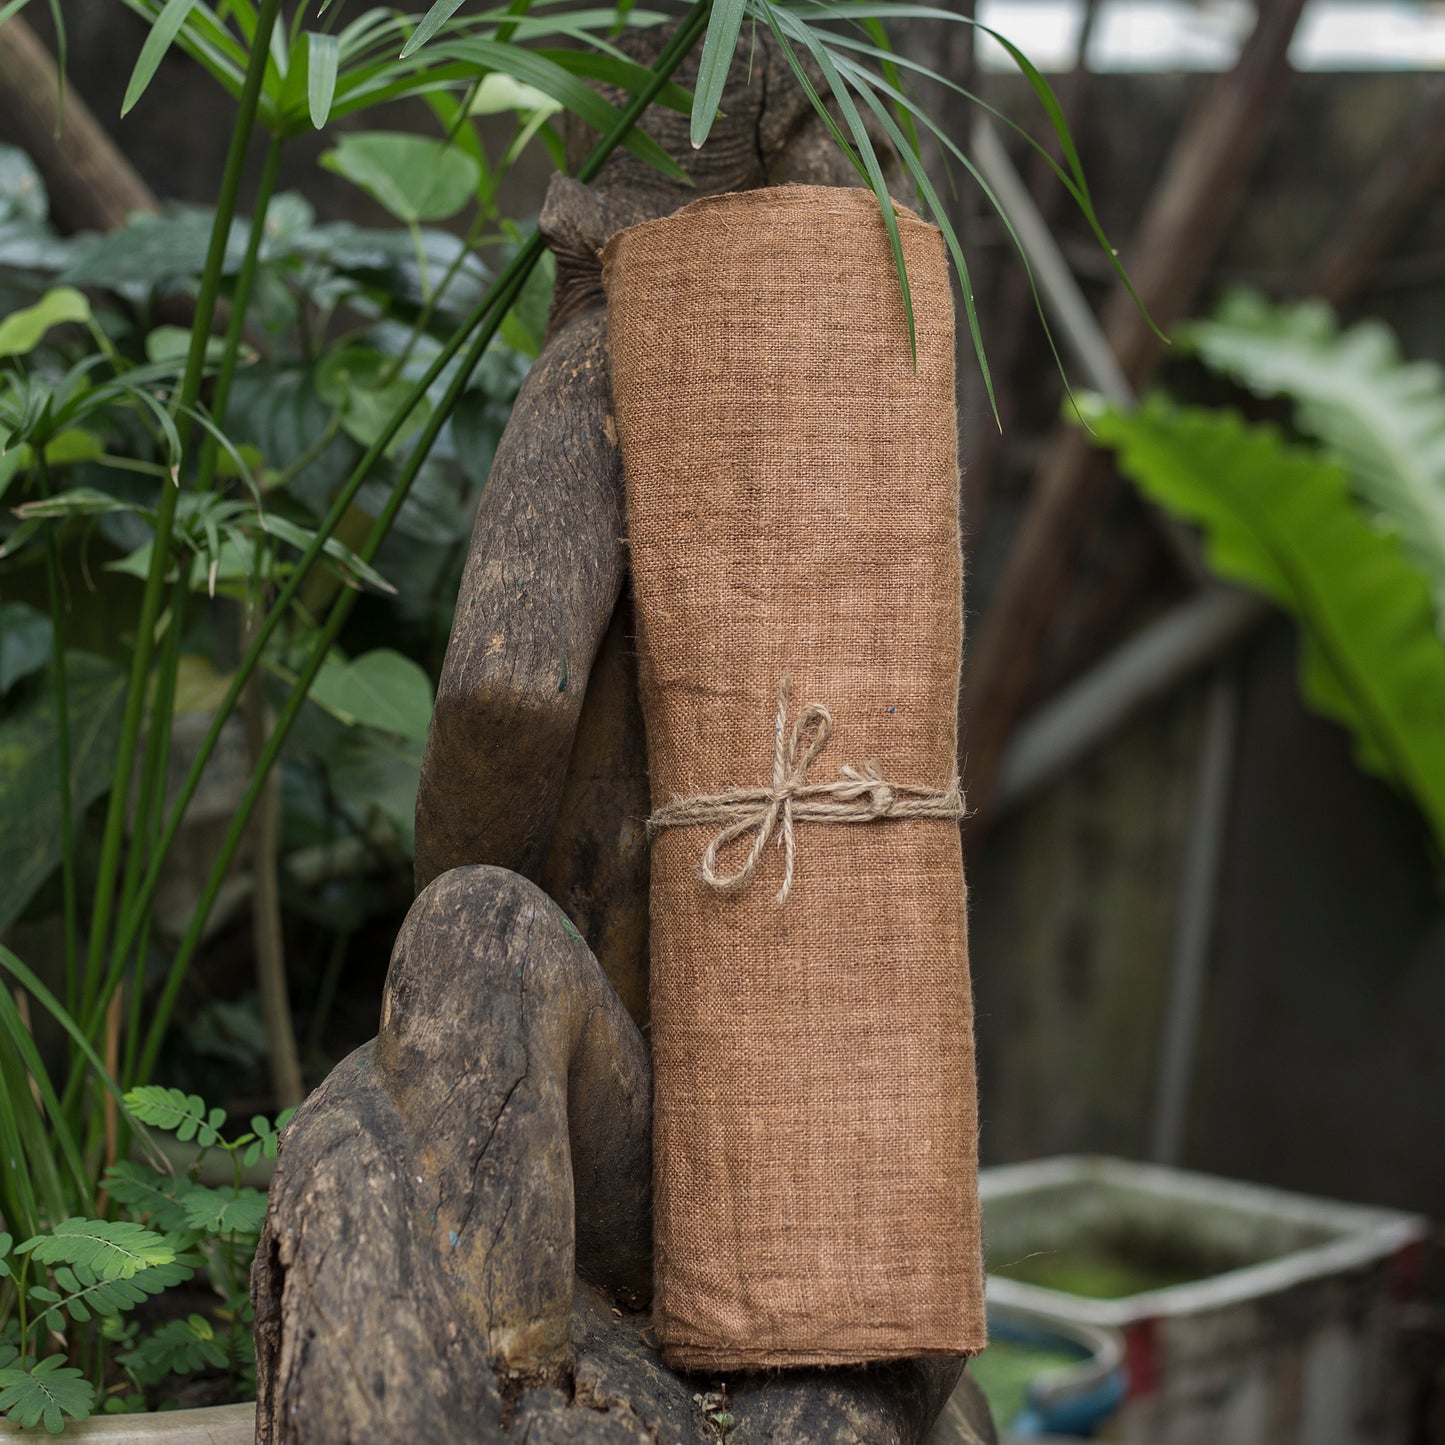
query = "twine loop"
xmin=647 ymin=676 xmax=966 ymax=903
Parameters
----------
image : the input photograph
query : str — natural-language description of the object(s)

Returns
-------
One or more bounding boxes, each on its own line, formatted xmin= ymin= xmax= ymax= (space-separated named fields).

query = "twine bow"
xmin=647 ymin=676 xmax=966 ymax=903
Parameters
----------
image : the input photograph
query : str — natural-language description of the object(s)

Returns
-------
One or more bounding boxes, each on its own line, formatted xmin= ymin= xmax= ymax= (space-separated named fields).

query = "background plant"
xmin=0 ymin=1065 xmax=292 ymax=1431
xmin=1084 ymin=293 xmax=1445 ymax=864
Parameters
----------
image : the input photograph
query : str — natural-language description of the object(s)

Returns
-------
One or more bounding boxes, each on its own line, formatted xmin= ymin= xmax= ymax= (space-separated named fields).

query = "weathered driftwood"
xmin=254 ymin=867 xmax=982 ymax=1443
xmin=537 ymin=595 xmax=652 ymax=1029
xmin=257 ymin=28 xmax=989 ymax=1444
xmin=413 ymin=26 xmax=872 ymax=896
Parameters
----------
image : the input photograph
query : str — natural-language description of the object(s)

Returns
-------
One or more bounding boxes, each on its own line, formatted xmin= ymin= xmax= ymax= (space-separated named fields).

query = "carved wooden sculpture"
xmin=253 ymin=30 xmax=994 ymax=1444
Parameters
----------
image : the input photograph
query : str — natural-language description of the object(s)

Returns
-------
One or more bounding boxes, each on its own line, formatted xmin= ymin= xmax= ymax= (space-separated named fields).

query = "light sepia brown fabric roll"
xmin=601 ymin=184 xmax=984 ymax=1371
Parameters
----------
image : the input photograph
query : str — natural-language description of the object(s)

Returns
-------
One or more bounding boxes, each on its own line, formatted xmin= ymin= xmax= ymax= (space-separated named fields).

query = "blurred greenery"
xmin=1087 ymin=295 xmax=1445 ymax=867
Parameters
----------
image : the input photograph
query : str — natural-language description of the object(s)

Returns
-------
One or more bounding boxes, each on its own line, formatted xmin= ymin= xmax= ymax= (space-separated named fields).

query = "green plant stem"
xmin=38 ymin=456 xmax=79 ymax=1014
xmin=77 ymin=2 xmax=712 ymax=1083
xmin=16 ymin=1256 xmax=31 ymax=1366
xmin=195 ymin=131 xmax=286 ymax=496
xmin=81 ymin=0 xmax=287 ymax=1024
xmin=129 ymin=1 xmax=713 ymax=1082
xmin=112 ymin=579 xmax=186 ymax=1113
xmin=135 ymin=247 xmax=538 ymax=1082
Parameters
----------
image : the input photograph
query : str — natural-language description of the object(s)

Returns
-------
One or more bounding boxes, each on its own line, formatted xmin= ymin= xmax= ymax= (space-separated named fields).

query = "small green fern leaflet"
xmin=27 ymin=1258 xmax=192 ymax=1329
xmin=125 ymin=1086 xmax=228 ymax=1146
xmin=1186 ymin=291 xmax=1445 ymax=622
xmin=14 ymin=1220 xmax=177 ymax=1281
xmin=117 ymin=1315 xmax=229 ymax=1385
xmin=181 ymin=1185 xmax=268 ymax=1236
xmin=1083 ymin=395 xmax=1445 ymax=857
xmin=102 ymin=1161 xmax=196 ymax=1235
xmin=0 ymin=1355 xmax=95 ymax=1435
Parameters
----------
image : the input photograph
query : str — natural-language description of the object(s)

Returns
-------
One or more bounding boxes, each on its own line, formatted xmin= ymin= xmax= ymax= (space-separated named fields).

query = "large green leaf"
xmin=0 ymin=653 xmax=125 ymax=933
xmin=0 ymin=601 xmax=53 ymax=695
xmin=327 ymin=727 xmax=424 ymax=852
xmin=320 ymin=132 xmax=481 ymax=224
xmin=310 ymin=648 xmax=434 ymax=741
xmin=62 ymin=209 xmax=247 ymax=289
xmin=1187 ymin=290 xmax=1445 ymax=621
xmin=1085 ymin=395 xmax=1445 ymax=854
xmin=0 ymin=286 xmax=90 ymax=357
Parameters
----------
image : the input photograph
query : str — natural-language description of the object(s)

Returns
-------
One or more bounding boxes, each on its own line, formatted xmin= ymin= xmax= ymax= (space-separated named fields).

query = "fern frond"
xmin=1186 ymin=291 xmax=1445 ymax=622
xmin=29 ymin=1258 xmax=192 ymax=1329
xmin=117 ymin=1315 xmax=228 ymax=1388
xmin=15 ymin=1220 xmax=176 ymax=1281
xmin=0 ymin=1355 xmax=96 ymax=1433
xmin=102 ymin=1162 xmax=196 ymax=1235
xmin=124 ymin=1087 xmax=227 ymax=1146
xmin=181 ymin=1186 xmax=268 ymax=1237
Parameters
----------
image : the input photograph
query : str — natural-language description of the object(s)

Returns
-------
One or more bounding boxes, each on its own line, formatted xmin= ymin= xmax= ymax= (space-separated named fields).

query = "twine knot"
xmin=647 ymin=676 xmax=966 ymax=903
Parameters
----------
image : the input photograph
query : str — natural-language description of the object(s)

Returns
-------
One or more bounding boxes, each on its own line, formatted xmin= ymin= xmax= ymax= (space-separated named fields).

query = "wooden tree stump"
xmin=254 ymin=26 xmax=993 ymax=1444
xmin=254 ymin=866 xmax=984 ymax=1443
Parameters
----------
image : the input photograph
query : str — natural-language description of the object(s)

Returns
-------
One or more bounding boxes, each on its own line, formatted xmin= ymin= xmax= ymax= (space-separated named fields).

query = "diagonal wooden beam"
xmin=1306 ymin=80 xmax=1445 ymax=306
xmin=0 ymin=16 xmax=159 ymax=233
xmin=961 ymin=0 xmax=1309 ymax=831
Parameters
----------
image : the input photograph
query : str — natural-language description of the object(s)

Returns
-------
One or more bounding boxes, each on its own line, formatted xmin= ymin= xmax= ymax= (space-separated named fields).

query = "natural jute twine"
xmin=647 ymin=675 xmax=966 ymax=903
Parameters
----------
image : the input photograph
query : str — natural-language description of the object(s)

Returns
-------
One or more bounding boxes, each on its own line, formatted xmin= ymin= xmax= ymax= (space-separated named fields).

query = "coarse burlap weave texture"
xmin=601 ymin=184 xmax=985 ymax=1371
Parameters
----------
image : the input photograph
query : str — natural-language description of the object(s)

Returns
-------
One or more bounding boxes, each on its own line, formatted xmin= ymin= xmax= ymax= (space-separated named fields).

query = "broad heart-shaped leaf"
xmin=0 ymin=601 xmax=53 ymax=696
xmin=61 ymin=208 xmax=248 ymax=290
xmin=327 ymin=726 xmax=425 ymax=852
xmin=0 ymin=652 xmax=125 ymax=934
xmin=123 ymin=1086 xmax=227 ymax=1145
xmin=0 ymin=286 xmax=90 ymax=357
xmin=15 ymin=1220 xmax=176 ymax=1282
xmin=1186 ymin=291 xmax=1445 ymax=621
xmin=320 ymin=132 xmax=480 ymax=224
xmin=314 ymin=346 xmax=432 ymax=454
xmin=1085 ymin=396 xmax=1445 ymax=856
xmin=309 ymin=648 xmax=434 ymax=741
xmin=0 ymin=1355 xmax=95 ymax=1433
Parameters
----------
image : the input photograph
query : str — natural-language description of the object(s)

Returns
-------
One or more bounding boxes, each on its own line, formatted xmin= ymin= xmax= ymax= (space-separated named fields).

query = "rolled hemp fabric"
xmin=602 ymin=185 xmax=985 ymax=1371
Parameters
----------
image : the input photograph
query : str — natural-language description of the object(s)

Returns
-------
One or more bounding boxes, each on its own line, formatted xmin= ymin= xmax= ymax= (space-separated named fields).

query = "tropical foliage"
xmin=1086 ymin=295 xmax=1445 ymax=863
